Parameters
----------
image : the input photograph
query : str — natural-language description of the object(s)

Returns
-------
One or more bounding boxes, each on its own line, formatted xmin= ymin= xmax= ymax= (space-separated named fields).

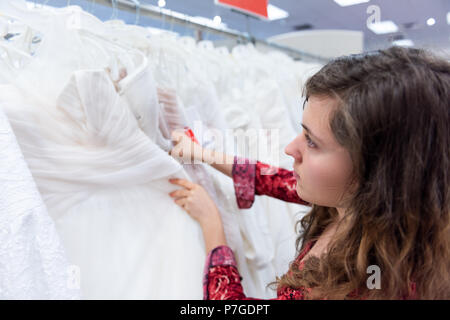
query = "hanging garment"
xmin=0 ymin=2 xmax=207 ymax=299
xmin=0 ymin=69 xmax=205 ymax=299
xmin=0 ymin=106 xmax=80 ymax=300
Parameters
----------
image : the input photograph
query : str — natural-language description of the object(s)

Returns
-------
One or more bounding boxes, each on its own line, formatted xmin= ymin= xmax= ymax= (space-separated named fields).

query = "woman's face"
xmin=285 ymin=95 xmax=355 ymax=208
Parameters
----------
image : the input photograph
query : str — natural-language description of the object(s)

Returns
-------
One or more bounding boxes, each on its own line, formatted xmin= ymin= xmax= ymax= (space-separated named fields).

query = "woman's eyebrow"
xmin=301 ymin=123 xmax=324 ymax=145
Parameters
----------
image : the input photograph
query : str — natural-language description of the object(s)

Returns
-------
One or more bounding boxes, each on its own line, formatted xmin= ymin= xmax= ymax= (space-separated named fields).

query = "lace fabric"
xmin=0 ymin=107 xmax=80 ymax=299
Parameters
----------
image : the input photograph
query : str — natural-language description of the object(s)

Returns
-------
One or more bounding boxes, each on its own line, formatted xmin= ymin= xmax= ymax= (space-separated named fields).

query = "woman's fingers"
xmin=170 ymin=129 xmax=185 ymax=144
xmin=174 ymin=198 xmax=191 ymax=213
xmin=169 ymin=189 xmax=190 ymax=199
xmin=169 ymin=178 xmax=196 ymax=190
xmin=168 ymin=180 xmax=222 ymax=231
xmin=169 ymin=179 xmax=196 ymax=213
xmin=174 ymin=197 xmax=188 ymax=208
xmin=168 ymin=131 xmax=185 ymax=158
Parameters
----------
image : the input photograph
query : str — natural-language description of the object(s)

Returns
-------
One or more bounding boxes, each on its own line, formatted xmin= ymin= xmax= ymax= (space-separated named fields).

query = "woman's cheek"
xmin=297 ymin=153 xmax=351 ymax=207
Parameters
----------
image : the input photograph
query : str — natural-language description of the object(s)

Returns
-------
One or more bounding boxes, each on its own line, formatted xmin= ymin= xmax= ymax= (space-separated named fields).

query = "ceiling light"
xmin=426 ymin=18 xmax=436 ymax=26
xmin=26 ymin=1 xmax=52 ymax=9
xmin=392 ymin=39 xmax=414 ymax=47
xmin=158 ymin=0 xmax=166 ymax=8
xmin=191 ymin=16 xmax=227 ymax=29
xmin=267 ymin=4 xmax=289 ymax=21
xmin=334 ymin=0 xmax=370 ymax=7
xmin=447 ymin=12 xmax=450 ymax=25
xmin=368 ymin=20 xmax=399 ymax=34
xmin=213 ymin=15 xmax=222 ymax=26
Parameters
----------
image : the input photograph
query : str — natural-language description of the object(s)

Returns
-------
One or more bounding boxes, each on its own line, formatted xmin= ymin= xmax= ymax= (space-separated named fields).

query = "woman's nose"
xmin=285 ymin=135 xmax=303 ymax=162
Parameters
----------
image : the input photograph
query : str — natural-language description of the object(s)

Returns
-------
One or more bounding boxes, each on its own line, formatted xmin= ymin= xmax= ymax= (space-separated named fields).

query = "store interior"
xmin=0 ymin=0 xmax=449 ymax=300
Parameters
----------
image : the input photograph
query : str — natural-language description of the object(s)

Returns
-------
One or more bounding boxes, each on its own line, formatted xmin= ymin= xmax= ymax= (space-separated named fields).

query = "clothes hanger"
xmin=110 ymin=0 xmax=118 ymax=20
xmin=0 ymin=40 xmax=32 ymax=61
xmin=89 ymin=0 xmax=96 ymax=14
xmin=0 ymin=0 xmax=50 ymax=34
xmin=0 ymin=14 xmax=37 ymax=56
xmin=0 ymin=40 xmax=33 ymax=81
xmin=129 ymin=0 xmax=140 ymax=25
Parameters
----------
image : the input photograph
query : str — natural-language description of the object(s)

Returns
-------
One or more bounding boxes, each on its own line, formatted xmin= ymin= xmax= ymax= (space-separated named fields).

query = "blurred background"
xmin=29 ymin=0 xmax=450 ymax=59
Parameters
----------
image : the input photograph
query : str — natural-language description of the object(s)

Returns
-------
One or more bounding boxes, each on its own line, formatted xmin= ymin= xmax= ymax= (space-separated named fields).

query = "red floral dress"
xmin=203 ymin=156 xmax=417 ymax=300
xmin=231 ymin=156 xmax=309 ymax=209
xmin=203 ymin=156 xmax=311 ymax=300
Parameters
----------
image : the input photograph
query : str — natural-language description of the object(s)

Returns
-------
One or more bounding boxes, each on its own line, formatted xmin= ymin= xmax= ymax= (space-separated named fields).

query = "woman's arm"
xmin=204 ymin=243 xmax=312 ymax=300
xmin=168 ymin=178 xmax=257 ymax=300
xmin=170 ymin=132 xmax=309 ymax=209
xmin=201 ymin=148 xmax=234 ymax=179
xmin=203 ymin=246 xmax=254 ymax=300
xmin=231 ymin=156 xmax=309 ymax=209
xmin=169 ymin=131 xmax=233 ymax=178
xmin=168 ymin=178 xmax=310 ymax=300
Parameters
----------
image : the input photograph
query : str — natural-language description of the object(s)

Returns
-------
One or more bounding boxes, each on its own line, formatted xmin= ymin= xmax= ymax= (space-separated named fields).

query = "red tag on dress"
xmin=184 ymin=127 xmax=199 ymax=144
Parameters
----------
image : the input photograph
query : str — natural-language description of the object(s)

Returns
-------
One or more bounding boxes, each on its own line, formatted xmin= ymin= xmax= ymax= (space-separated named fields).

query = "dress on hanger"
xmin=0 ymin=106 xmax=80 ymax=299
xmin=0 ymin=2 xmax=209 ymax=298
xmin=0 ymin=69 xmax=206 ymax=299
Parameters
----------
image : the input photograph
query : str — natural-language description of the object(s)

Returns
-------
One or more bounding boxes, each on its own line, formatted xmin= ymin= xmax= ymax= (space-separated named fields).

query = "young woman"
xmin=168 ymin=47 xmax=450 ymax=300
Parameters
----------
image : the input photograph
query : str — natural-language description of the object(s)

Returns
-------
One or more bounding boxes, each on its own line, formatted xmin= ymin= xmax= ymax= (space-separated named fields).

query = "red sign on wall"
xmin=215 ymin=0 xmax=269 ymax=19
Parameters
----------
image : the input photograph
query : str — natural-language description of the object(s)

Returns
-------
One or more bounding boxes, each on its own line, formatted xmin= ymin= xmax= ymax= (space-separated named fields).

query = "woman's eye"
xmin=304 ymin=133 xmax=317 ymax=148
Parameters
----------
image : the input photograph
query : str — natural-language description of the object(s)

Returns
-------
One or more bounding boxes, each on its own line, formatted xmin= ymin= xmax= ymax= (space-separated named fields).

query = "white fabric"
xmin=0 ymin=4 xmax=206 ymax=299
xmin=0 ymin=68 xmax=205 ymax=299
xmin=0 ymin=1 xmax=320 ymax=299
xmin=0 ymin=107 xmax=80 ymax=300
xmin=140 ymin=33 xmax=272 ymax=297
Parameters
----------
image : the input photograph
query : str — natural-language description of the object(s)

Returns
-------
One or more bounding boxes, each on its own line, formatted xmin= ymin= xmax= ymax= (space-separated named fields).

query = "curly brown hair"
xmin=276 ymin=47 xmax=450 ymax=299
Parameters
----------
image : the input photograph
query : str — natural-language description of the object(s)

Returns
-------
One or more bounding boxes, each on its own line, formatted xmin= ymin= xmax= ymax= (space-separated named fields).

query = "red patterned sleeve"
xmin=203 ymin=243 xmax=417 ymax=300
xmin=203 ymin=244 xmax=310 ymax=300
xmin=203 ymin=246 xmax=257 ymax=300
xmin=232 ymin=156 xmax=309 ymax=209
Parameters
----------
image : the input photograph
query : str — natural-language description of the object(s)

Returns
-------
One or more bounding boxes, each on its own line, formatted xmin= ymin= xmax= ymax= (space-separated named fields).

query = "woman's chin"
xmin=296 ymin=183 xmax=305 ymax=198
xmin=296 ymin=184 xmax=314 ymax=206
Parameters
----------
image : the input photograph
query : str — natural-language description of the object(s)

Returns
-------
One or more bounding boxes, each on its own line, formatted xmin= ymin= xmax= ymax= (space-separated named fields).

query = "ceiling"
xmin=44 ymin=0 xmax=450 ymax=53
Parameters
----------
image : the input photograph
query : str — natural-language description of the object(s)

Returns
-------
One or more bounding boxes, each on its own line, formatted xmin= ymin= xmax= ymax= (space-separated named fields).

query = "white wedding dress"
xmin=0 ymin=107 xmax=80 ymax=299
xmin=0 ymin=68 xmax=206 ymax=299
xmin=0 ymin=2 xmax=206 ymax=298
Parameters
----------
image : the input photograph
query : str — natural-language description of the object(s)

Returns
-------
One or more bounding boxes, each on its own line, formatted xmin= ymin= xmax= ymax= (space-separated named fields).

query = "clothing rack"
xmin=95 ymin=0 xmax=329 ymax=63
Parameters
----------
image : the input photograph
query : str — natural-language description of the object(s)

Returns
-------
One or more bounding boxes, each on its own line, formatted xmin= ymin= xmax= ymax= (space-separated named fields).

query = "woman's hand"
xmin=169 ymin=130 xmax=205 ymax=164
xmin=169 ymin=178 xmax=227 ymax=253
xmin=169 ymin=130 xmax=234 ymax=179
xmin=169 ymin=178 xmax=221 ymax=226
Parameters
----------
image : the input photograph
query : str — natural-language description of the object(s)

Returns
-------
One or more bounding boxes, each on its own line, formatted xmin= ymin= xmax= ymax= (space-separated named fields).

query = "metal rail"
xmin=95 ymin=0 xmax=329 ymax=63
